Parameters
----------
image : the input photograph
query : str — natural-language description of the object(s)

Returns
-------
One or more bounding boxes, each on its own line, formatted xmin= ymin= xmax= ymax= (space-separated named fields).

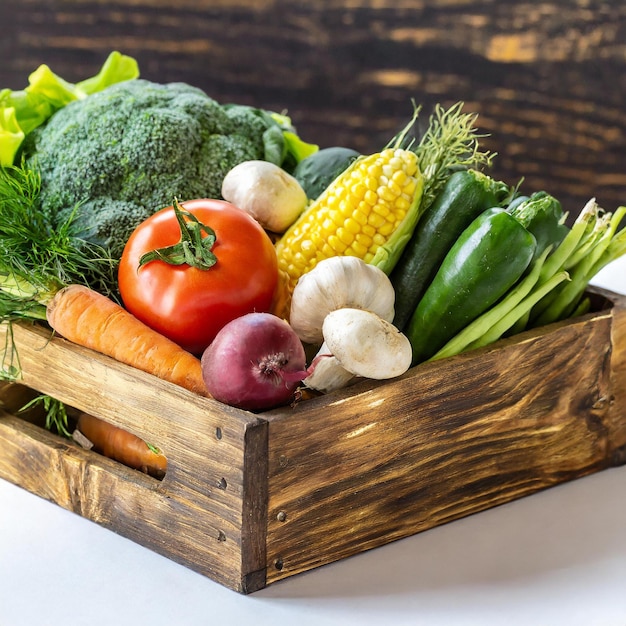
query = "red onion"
xmin=201 ymin=312 xmax=308 ymax=411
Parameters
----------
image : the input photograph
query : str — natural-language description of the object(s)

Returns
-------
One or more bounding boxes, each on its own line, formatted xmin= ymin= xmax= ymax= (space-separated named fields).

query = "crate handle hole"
xmin=1 ymin=384 xmax=168 ymax=481
xmin=73 ymin=412 xmax=168 ymax=481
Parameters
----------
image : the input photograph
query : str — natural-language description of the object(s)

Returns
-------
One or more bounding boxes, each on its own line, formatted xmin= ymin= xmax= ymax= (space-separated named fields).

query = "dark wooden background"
xmin=1 ymin=0 xmax=624 ymax=216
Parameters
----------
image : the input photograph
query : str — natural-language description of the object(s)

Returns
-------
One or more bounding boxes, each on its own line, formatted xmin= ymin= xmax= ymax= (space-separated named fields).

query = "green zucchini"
xmin=390 ymin=169 xmax=510 ymax=331
xmin=406 ymin=207 xmax=537 ymax=366
xmin=292 ymin=146 xmax=360 ymax=200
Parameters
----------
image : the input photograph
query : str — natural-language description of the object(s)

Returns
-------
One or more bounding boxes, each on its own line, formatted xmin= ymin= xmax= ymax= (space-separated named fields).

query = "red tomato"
xmin=118 ymin=199 xmax=279 ymax=355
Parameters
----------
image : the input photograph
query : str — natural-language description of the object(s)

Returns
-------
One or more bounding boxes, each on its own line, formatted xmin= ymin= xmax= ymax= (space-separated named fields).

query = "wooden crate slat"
xmin=1 ymin=287 xmax=625 ymax=593
xmin=264 ymin=304 xmax=621 ymax=584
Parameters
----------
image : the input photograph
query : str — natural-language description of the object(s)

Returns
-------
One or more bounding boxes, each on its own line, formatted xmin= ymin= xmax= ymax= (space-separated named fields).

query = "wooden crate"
xmin=1 ymin=286 xmax=625 ymax=594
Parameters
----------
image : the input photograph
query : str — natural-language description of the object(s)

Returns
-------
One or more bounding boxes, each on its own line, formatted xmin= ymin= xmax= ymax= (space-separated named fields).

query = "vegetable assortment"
xmin=1 ymin=51 xmax=626 ymax=474
xmin=18 ymin=76 xmax=317 ymax=262
xmin=272 ymin=103 xmax=494 ymax=318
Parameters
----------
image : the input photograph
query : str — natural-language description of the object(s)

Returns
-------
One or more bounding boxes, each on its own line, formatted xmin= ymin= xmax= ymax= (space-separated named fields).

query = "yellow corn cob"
xmin=274 ymin=147 xmax=423 ymax=318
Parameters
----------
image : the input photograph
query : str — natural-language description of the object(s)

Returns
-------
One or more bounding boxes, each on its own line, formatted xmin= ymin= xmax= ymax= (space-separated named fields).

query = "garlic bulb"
xmin=289 ymin=256 xmax=396 ymax=344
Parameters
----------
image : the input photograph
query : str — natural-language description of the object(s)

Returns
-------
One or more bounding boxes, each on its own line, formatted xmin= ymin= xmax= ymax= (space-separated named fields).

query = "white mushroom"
xmin=322 ymin=308 xmax=412 ymax=380
xmin=221 ymin=160 xmax=308 ymax=233
xmin=303 ymin=342 xmax=356 ymax=393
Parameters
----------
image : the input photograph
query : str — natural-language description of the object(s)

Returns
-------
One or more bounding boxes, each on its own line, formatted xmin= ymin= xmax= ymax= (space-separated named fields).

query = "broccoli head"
xmin=21 ymin=79 xmax=309 ymax=259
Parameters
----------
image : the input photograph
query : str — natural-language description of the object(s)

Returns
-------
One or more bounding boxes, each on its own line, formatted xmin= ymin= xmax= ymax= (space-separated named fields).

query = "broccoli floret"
xmin=56 ymin=198 xmax=154 ymax=261
xmin=20 ymin=79 xmax=295 ymax=258
xmin=222 ymin=104 xmax=273 ymax=152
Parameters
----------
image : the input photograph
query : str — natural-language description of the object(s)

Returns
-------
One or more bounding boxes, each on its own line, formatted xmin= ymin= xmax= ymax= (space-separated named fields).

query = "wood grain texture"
xmin=263 ymin=299 xmax=622 ymax=584
xmin=600 ymin=286 xmax=626 ymax=463
xmin=0 ymin=411 xmax=267 ymax=590
xmin=1 ymin=291 xmax=625 ymax=592
xmin=1 ymin=0 xmax=624 ymax=214
xmin=0 ymin=322 xmax=268 ymax=593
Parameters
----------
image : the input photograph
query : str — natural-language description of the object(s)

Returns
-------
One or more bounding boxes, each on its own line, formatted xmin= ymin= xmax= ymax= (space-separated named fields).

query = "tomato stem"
xmin=138 ymin=198 xmax=218 ymax=270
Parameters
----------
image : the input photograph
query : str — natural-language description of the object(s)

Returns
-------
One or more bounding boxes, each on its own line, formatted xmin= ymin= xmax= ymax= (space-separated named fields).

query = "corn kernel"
xmin=402 ymin=179 xmax=417 ymax=196
xmin=356 ymin=232 xmax=373 ymax=248
xmin=392 ymin=169 xmax=408 ymax=186
xmin=372 ymin=232 xmax=386 ymax=247
xmin=321 ymin=242 xmax=335 ymax=258
xmin=353 ymin=207 xmax=369 ymax=225
xmin=347 ymin=240 xmax=369 ymax=257
xmin=328 ymin=234 xmax=348 ymax=254
xmin=310 ymin=230 xmax=325 ymax=250
xmin=328 ymin=209 xmax=343 ymax=227
xmin=387 ymin=178 xmax=402 ymax=197
xmin=344 ymin=217 xmax=361 ymax=234
xmin=362 ymin=224 xmax=376 ymax=237
xmin=337 ymin=199 xmax=351 ymax=217
xmin=322 ymin=217 xmax=335 ymax=232
xmin=367 ymin=163 xmax=383 ymax=179
xmin=300 ymin=240 xmax=315 ymax=257
xmin=372 ymin=203 xmax=390 ymax=218
xmin=293 ymin=251 xmax=308 ymax=267
xmin=337 ymin=227 xmax=354 ymax=246
xmin=350 ymin=181 xmax=367 ymax=201
xmin=378 ymin=221 xmax=396 ymax=237
xmin=377 ymin=185 xmax=397 ymax=203
xmin=404 ymin=160 xmax=418 ymax=178
xmin=396 ymin=196 xmax=411 ymax=212
xmin=364 ymin=189 xmax=378 ymax=206
xmin=331 ymin=183 xmax=345 ymax=197
xmin=365 ymin=176 xmax=378 ymax=192
xmin=368 ymin=211 xmax=386 ymax=229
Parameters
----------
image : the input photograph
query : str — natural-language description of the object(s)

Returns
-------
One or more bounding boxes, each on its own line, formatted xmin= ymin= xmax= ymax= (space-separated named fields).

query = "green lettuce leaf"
xmin=0 ymin=51 xmax=139 ymax=166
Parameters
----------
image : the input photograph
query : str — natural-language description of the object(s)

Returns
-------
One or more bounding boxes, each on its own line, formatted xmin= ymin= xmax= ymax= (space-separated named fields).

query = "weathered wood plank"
xmin=263 ymin=306 xmax=619 ymax=583
xmin=598 ymin=287 xmax=626 ymax=463
xmin=0 ymin=321 xmax=269 ymax=593
xmin=0 ymin=412 xmax=250 ymax=589
xmin=0 ymin=321 xmax=251 ymax=500
xmin=1 ymin=291 xmax=625 ymax=591
xmin=1 ymin=0 xmax=624 ymax=213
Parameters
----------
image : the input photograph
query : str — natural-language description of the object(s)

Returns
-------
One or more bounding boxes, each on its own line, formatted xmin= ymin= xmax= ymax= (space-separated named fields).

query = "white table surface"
xmin=2 ymin=255 xmax=626 ymax=626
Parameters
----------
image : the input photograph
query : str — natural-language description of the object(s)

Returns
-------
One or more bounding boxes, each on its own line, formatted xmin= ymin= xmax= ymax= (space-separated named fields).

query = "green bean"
xmin=465 ymin=271 xmax=570 ymax=351
xmin=534 ymin=206 xmax=626 ymax=325
xmin=530 ymin=200 xmax=603 ymax=323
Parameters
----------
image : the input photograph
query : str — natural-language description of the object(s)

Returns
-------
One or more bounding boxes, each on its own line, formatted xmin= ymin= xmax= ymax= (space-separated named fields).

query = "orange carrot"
xmin=46 ymin=284 xmax=209 ymax=397
xmin=76 ymin=412 xmax=168 ymax=479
